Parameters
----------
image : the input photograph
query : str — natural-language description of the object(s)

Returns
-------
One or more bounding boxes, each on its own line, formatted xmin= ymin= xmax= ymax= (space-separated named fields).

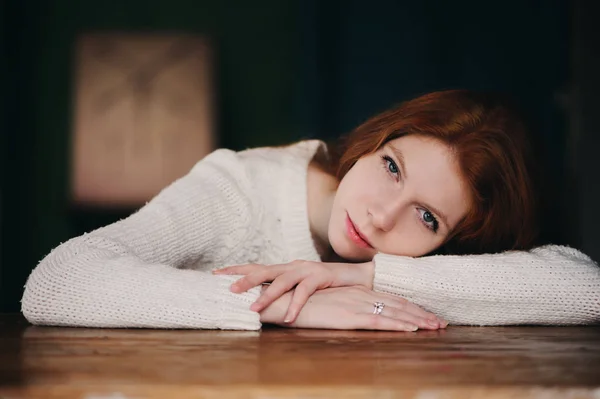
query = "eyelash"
xmin=381 ymin=155 xmax=400 ymax=180
xmin=379 ymin=154 xmax=439 ymax=233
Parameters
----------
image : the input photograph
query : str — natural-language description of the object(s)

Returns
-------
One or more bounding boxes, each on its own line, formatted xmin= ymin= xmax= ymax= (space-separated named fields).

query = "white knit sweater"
xmin=21 ymin=140 xmax=600 ymax=329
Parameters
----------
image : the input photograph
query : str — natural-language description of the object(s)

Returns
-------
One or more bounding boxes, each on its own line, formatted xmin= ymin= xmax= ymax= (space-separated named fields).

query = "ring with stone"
xmin=373 ymin=302 xmax=385 ymax=315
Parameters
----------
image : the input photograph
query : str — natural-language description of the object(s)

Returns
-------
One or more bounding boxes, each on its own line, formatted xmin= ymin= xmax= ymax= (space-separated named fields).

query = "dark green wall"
xmin=2 ymin=0 xmax=307 ymax=312
xmin=2 ymin=0 xmax=576 ymax=312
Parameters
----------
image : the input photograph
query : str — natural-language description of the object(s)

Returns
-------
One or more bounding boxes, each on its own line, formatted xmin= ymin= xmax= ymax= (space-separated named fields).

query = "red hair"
xmin=328 ymin=90 xmax=539 ymax=255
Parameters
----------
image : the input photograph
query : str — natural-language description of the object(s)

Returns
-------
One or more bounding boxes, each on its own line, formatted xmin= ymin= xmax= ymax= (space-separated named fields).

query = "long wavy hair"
xmin=326 ymin=89 xmax=540 ymax=255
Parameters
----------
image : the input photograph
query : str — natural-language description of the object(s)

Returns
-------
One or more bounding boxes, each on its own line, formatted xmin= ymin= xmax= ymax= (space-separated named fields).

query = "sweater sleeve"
xmin=21 ymin=150 xmax=263 ymax=330
xmin=372 ymin=245 xmax=600 ymax=326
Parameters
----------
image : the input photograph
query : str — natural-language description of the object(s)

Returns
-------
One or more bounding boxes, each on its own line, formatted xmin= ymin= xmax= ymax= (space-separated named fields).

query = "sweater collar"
xmin=280 ymin=140 xmax=328 ymax=263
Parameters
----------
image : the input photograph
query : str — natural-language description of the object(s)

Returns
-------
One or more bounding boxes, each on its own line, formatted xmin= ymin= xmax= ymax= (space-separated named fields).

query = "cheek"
xmin=339 ymin=166 xmax=386 ymax=204
xmin=381 ymin=220 xmax=447 ymax=257
xmin=335 ymin=173 xmax=365 ymax=207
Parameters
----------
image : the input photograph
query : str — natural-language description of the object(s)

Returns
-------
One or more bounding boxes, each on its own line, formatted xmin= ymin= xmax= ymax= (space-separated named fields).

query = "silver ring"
xmin=373 ymin=302 xmax=385 ymax=315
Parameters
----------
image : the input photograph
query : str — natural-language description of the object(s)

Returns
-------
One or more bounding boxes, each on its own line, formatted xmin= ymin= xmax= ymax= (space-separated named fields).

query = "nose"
xmin=368 ymin=197 xmax=406 ymax=232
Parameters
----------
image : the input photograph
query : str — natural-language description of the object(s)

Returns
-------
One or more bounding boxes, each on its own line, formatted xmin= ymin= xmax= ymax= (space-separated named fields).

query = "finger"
xmin=354 ymin=314 xmax=419 ymax=332
xmin=365 ymin=299 xmax=435 ymax=330
xmin=249 ymin=272 xmax=303 ymax=311
xmin=283 ymin=277 xmax=321 ymax=323
xmin=374 ymin=294 xmax=434 ymax=319
xmin=373 ymin=293 xmax=441 ymax=324
xmin=380 ymin=305 xmax=441 ymax=330
xmin=213 ymin=264 xmax=263 ymax=275
xmin=230 ymin=269 xmax=276 ymax=293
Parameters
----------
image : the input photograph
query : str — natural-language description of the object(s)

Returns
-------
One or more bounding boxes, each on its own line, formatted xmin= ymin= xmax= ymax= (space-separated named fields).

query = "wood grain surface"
xmin=1 ymin=314 xmax=599 ymax=398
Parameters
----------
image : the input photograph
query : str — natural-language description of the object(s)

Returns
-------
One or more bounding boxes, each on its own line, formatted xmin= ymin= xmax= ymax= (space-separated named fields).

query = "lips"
xmin=345 ymin=213 xmax=373 ymax=249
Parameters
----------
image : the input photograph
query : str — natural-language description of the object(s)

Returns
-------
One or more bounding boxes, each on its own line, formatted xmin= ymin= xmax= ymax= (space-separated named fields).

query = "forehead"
xmin=385 ymin=135 xmax=471 ymax=227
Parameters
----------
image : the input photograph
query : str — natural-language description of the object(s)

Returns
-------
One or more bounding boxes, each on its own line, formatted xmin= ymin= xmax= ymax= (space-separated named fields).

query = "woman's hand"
xmin=214 ymin=260 xmax=375 ymax=323
xmin=259 ymin=285 xmax=447 ymax=331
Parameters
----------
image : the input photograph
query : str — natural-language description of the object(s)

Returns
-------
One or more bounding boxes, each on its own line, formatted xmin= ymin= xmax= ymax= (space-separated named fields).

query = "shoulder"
xmin=206 ymin=140 xmax=328 ymax=184
xmin=194 ymin=140 xmax=326 ymax=171
xmin=236 ymin=139 xmax=328 ymax=168
xmin=182 ymin=139 xmax=328 ymax=201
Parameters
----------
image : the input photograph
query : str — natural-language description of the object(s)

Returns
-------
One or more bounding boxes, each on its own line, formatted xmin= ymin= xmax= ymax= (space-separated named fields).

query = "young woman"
xmin=21 ymin=90 xmax=600 ymax=331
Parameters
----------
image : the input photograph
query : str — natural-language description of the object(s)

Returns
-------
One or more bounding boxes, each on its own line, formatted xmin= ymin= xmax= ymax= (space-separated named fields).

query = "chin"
xmin=330 ymin=234 xmax=373 ymax=263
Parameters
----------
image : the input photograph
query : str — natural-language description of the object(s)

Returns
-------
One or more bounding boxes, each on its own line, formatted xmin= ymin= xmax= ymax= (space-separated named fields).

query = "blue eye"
xmin=423 ymin=211 xmax=434 ymax=223
xmin=417 ymin=208 xmax=439 ymax=233
xmin=382 ymin=155 xmax=399 ymax=177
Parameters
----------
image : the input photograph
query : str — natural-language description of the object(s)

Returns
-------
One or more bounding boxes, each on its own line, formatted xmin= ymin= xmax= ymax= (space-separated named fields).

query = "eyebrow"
xmin=386 ymin=143 xmax=450 ymax=231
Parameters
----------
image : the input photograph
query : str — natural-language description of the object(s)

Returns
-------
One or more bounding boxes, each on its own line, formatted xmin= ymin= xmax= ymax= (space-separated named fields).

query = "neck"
xmin=307 ymin=160 xmax=338 ymax=261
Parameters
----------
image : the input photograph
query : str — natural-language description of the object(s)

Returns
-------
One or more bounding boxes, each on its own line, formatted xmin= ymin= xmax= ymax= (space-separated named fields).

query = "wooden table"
xmin=1 ymin=314 xmax=599 ymax=398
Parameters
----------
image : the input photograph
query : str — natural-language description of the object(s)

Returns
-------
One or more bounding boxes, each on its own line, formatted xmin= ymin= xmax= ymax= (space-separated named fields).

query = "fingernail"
xmin=428 ymin=320 xmax=439 ymax=328
xmin=212 ymin=269 xmax=220 ymax=274
xmin=409 ymin=325 xmax=418 ymax=331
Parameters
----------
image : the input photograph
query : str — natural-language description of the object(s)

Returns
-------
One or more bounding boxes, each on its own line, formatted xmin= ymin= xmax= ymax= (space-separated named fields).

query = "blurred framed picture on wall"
xmin=71 ymin=33 xmax=215 ymax=207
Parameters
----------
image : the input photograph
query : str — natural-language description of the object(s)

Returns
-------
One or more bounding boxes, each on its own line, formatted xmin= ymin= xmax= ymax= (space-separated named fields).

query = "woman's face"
xmin=328 ymin=134 xmax=471 ymax=261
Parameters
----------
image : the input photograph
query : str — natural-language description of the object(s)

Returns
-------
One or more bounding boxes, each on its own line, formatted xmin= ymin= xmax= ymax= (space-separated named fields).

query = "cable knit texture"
xmin=21 ymin=140 xmax=600 ymax=329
